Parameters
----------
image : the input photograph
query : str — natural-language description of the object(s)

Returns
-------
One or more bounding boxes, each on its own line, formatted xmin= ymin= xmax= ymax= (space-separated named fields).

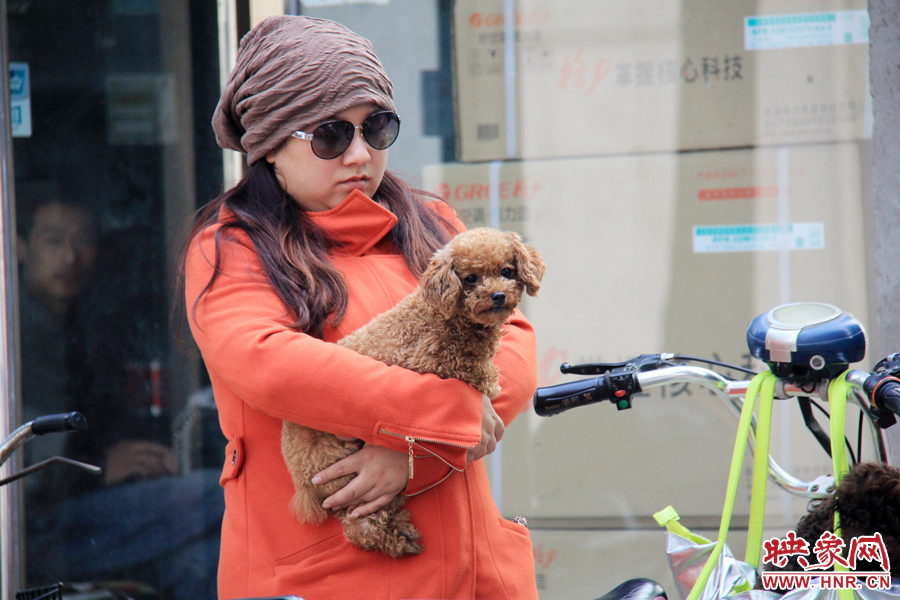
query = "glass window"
xmin=300 ymin=0 xmax=876 ymax=596
xmin=10 ymin=1 xmax=225 ymax=598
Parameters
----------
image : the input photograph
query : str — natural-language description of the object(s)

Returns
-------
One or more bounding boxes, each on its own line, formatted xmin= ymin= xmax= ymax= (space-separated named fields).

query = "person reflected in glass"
xmin=180 ymin=16 xmax=539 ymax=600
xmin=17 ymin=192 xmax=177 ymax=488
xmin=18 ymin=187 xmax=221 ymax=600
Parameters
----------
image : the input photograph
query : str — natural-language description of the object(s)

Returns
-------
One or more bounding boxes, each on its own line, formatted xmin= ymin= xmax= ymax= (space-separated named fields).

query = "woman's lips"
xmin=341 ymin=177 xmax=369 ymax=191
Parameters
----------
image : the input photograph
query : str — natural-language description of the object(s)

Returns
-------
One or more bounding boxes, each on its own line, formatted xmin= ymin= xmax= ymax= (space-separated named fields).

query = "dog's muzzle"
xmin=491 ymin=292 xmax=506 ymax=308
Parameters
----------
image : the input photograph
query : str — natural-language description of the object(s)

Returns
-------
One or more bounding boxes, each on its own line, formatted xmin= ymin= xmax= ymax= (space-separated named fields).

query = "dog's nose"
xmin=491 ymin=292 xmax=506 ymax=307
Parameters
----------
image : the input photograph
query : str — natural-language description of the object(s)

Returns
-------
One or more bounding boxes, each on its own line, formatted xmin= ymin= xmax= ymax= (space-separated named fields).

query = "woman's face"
xmin=265 ymin=102 xmax=389 ymax=212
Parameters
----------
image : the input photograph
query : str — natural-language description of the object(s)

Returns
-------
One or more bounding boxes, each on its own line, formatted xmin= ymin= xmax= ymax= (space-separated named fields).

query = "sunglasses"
xmin=291 ymin=111 xmax=401 ymax=160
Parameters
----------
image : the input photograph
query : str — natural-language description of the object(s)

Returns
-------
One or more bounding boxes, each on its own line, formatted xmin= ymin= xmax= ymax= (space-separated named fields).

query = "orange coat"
xmin=185 ymin=190 xmax=539 ymax=600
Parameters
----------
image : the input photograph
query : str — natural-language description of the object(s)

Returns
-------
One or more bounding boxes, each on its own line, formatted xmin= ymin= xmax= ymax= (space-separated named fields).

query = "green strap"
xmin=828 ymin=373 xmax=854 ymax=600
xmin=685 ymin=370 xmax=777 ymax=600
xmin=666 ymin=371 xmax=855 ymax=600
xmin=828 ymin=373 xmax=850 ymax=499
xmin=745 ymin=372 xmax=776 ymax=568
xmin=653 ymin=505 xmax=709 ymax=545
xmin=828 ymin=372 xmax=850 ymax=545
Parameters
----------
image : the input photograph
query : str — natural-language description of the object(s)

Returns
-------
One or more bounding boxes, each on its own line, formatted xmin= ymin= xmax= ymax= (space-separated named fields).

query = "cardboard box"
xmin=454 ymin=0 xmax=870 ymax=162
xmin=422 ymin=142 xmax=871 ymax=524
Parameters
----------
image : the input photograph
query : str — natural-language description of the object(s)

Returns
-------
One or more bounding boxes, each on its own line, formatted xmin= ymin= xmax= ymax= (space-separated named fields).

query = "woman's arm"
xmin=493 ymin=308 xmax=539 ymax=425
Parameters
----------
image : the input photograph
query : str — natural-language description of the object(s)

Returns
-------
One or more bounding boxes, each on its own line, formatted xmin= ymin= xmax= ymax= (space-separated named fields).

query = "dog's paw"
xmin=340 ymin=507 xmax=424 ymax=558
xmin=401 ymin=537 xmax=424 ymax=555
xmin=391 ymin=510 xmax=423 ymax=555
xmin=381 ymin=528 xmax=423 ymax=558
xmin=393 ymin=513 xmax=421 ymax=540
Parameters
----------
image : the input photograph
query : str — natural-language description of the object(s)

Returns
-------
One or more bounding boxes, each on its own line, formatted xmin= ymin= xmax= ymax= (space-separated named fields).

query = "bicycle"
xmin=0 ymin=412 xmax=104 ymax=600
xmin=531 ymin=302 xmax=900 ymax=600
xmin=0 ymin=412 xmax=100 ymax=490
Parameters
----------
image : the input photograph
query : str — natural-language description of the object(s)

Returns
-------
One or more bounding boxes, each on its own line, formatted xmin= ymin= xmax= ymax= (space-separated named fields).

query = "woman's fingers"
xmin=311 ymin=452 xmax=358 ymax=486
xmin=348 ymin=494 xmax=394 ymax=518
xmin=494 ymin=415 xmax=505 ymax=442
xmin=316 ymin=444 xmax=408 ymax=512
xmin=322 ymin=479 xmax=363 ymax=510
xmin=467 ymin=393 xmax=505 ymax=463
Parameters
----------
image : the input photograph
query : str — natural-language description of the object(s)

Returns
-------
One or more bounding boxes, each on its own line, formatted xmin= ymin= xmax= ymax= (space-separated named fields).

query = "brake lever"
xmin=863 ymin=354 xmax=900 ymax=428
xmin=557 ymin=354 xmax=673 ymax=410
xmin=873 ymin=353 xmax=900 ymax=378
xmin=560 ymin=353 xmax=673 ymax=376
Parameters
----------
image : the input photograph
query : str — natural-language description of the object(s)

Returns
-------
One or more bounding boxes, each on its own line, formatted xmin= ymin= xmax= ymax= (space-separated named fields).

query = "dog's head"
xmin=420 ymin=228 xmax=546 ymax=325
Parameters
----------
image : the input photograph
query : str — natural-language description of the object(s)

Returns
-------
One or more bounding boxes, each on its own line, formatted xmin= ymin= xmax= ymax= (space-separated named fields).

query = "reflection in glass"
xmin=9 ymin=1 xmax=225 ymax=598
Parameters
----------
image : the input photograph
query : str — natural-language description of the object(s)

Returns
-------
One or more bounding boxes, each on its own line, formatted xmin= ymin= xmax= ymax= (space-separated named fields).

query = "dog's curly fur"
xmin=762 ymin=462 xmax=900 ymax=592
xmin=281 ymin=228 xmax=546 ymax=558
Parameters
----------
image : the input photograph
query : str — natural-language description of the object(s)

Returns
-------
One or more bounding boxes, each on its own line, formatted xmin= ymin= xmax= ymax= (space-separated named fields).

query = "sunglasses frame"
xmin=291 ymin=111 xmax=402 ymax=160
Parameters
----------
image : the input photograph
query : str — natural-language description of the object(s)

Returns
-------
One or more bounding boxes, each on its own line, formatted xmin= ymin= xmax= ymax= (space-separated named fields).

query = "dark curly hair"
xmin=763 ymin=462 xmax=900 ymax=592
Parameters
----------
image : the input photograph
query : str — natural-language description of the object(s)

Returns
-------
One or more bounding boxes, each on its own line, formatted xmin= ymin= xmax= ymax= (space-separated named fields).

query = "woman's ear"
xmin=420 ymin=246 xmax=460 ymax=319
xmin=509 ymin=233 xmax=546 ymax=297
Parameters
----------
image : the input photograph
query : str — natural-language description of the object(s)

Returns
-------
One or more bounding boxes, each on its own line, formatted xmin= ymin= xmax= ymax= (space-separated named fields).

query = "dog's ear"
xmin=420 ymin=246 xmax=461 ymax=318
xmin=508 ymin=232 xmax=546 ymax=297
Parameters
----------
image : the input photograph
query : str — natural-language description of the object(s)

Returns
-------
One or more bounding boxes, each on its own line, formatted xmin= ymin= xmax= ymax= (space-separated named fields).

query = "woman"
xmin=182 ymin=15 xmax=539 ymax=600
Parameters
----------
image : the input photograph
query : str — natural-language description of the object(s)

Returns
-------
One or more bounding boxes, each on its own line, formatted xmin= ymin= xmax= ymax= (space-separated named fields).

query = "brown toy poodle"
xmin=281 ymin=227 xmax=546 ymax=558
xmin=763 ymin=462 xmax=900 ymax=593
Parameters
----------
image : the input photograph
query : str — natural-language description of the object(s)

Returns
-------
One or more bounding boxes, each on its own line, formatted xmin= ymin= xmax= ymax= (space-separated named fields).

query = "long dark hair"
xmin=176 ymin=160 xmax=457 ymax=339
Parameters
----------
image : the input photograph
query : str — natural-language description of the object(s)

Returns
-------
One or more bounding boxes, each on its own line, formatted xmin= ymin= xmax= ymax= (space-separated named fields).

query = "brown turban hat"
xmin=212 ymin=15 xmax=396 ymax=165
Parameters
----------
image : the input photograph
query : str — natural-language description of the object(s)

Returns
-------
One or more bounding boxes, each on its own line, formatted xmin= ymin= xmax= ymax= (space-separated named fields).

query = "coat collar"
xmin=307 ymin=189 xmax=398 ymax=256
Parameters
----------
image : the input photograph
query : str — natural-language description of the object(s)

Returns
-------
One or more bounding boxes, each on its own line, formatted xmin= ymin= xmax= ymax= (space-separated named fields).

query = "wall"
xmin=868 ymin=0 xmax=900 ymax=462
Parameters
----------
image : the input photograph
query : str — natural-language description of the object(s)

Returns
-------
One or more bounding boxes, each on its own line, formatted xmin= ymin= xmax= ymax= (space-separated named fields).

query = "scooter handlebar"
xmin=533 ymin=376 xmax=611 ymax=416
xmin=31 ymin=412 xmax=87 ymax=436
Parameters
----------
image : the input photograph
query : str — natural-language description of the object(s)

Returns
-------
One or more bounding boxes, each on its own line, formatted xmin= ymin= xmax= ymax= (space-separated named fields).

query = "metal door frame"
xmin=0 ymin=0 xmax=23 ymax=597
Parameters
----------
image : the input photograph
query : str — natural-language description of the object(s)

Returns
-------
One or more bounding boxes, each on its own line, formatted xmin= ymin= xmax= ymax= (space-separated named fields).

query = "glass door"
xmin=4 ymin=1 xmax=226 ymax=598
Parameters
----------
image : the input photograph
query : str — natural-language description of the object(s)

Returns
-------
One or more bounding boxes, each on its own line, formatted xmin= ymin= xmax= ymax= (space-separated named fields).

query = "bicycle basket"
xmin=16 ymin=583 xmax=63 ymax=600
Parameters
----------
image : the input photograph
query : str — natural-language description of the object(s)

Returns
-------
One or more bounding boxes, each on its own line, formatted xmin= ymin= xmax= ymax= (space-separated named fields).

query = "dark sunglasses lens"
xmin=312 ymin=120 xmax=354 ymax=159
xmin=361 ymin=112 xmax=400 ymax=150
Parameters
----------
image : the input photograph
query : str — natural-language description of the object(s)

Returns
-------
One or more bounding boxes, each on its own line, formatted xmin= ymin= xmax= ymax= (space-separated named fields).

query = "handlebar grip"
xmin=31 ymin=412 xmax=87 ymax=435
xmin=872 ymin=378 xmax=900 ymax=417
xmin=533 ymin=376 xmax=610 ymax=416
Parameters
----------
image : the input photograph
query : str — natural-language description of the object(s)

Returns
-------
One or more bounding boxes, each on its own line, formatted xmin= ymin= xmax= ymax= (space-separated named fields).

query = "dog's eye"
xmin=464 ymin=274 xmax=478 ymax=284
xmin=500 ymin=268 xmax=515 ymax=279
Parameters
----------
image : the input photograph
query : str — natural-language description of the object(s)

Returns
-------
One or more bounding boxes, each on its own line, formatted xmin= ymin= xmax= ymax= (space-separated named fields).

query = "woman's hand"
xmin=312 ymin=443 xmax=408 ymax=518
xmin=466 ymin=393 xmax=505 ymax=464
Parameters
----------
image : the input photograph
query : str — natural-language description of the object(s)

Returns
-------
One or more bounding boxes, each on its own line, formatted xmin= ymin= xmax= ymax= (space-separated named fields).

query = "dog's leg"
xmin=282 ymin=421 xmax=361 ymax=524
xmin=339 ymin=496 xmax=423 ymax=558
xmin=291 ymin=486 xmax=330 ymax=524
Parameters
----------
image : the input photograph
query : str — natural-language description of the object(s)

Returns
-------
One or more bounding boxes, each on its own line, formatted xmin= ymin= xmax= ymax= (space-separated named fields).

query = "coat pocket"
xmin=272 ymin=531 xmax=345 ymax=576
xmin=220 ymin=436 xmax=245 ymax=486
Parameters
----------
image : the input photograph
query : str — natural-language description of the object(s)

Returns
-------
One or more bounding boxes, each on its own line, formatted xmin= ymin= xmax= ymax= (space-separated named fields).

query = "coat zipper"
xmin=380 ymin=429 xmax=474 ymax=494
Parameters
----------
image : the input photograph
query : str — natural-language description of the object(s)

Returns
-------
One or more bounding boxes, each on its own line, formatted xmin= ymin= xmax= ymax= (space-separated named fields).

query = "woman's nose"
xmin=342 ymin=126 xmax=371 ymax=165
